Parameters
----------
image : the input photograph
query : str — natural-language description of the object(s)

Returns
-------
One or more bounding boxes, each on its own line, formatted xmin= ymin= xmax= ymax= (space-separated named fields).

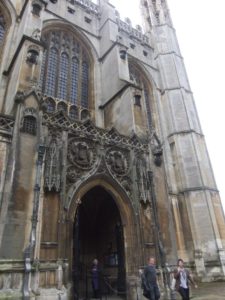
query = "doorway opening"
xmin=73 ymin=186 xmax=126 ymax=299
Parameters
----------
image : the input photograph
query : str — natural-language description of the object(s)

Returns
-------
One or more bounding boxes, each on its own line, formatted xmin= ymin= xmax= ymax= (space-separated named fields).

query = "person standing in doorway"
xmin=91 ymin=259 xmax=101 ymax=299
xmin=174 ymin=258 xmax=197 ymax=300
xmin=144 ymin=257 xmax=160 ymax=300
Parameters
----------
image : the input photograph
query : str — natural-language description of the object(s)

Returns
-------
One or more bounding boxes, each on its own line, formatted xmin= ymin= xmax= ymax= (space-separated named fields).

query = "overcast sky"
xmin=110 ymin=0 xmax=225 ymax=212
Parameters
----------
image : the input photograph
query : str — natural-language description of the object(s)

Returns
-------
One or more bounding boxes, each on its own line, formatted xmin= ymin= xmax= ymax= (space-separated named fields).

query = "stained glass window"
xmin=129 ymin=63 xmax=152 ymax=129
xmin=46 ymin=48 xmax=58 ymax=97
xmin=0 ymin=23 xmax=5 ymax=45
xmin=144 ymin=85 xmax=152 ymax=128
xmin=69 ymin=106 xmax=78 ymax=119
xmin=58 ymin=101 xmax=67 ymax=113
xmin=40 ymin=30 xmax=91 ymax=110
xmin=71 ymin=57 xmax=79 ymax=104
xmin=58 ymin=53 xmax=69 ymax=100
xmin=81 ymin=61 xmax=89 ymax=108
xmin=0 ymin=14 xmax=6 ymax=50
xmin=46 ymin=98 xmax=55 ymax=113
xmin=39 ymin=51 xmax=46 ymax=91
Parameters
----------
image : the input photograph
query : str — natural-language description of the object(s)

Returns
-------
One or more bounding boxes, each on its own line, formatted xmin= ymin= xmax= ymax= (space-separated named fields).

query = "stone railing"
xmin=69 ymin=0 xmax=100 ymax=15
xmin=117 ymin=18 xmax=150 ymax=45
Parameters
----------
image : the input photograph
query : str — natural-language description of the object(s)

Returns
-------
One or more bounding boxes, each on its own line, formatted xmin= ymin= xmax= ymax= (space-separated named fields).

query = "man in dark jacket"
xmin=144 ymin=257 xmax=160 ymax=300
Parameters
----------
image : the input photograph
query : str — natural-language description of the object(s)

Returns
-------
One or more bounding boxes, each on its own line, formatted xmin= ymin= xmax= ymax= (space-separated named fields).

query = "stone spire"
xmin=140 ymin=0 xmax=172 ymax=29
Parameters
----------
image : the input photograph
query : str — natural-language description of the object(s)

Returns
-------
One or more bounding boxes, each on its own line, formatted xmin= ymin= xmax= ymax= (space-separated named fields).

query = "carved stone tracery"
xmin=0 ymin=114 xmax=14 ymax=134
xmin=43 ymin=111 xmax=152 ymax=201
xmin=44 ymin=136 xmax=61 ymax=192
xmin=136 ymin=153 xmax=150 ymax=204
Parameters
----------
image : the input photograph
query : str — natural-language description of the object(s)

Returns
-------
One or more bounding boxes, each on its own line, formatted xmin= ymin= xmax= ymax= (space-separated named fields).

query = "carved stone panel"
xmin=105 ymin=148 xmax=129 ymax=177
xmin=68 ymin=138 xmax=97 ymax=170
xmin=44 ymin=138 xmax=61 ymax=192
xmin=135 ymin=153 xmax=150 ymax=204
xmin=105 ymin=147 xmax=133 ymax=196
xmin=66 ymin=137 xmax=98 ymax=184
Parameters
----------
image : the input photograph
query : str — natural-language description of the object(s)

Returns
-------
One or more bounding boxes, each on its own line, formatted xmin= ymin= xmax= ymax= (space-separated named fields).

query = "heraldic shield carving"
xmin=105 ymin=148 xmax=129 ymax=177
xmin=68 ymin=138 xmax=97 ymax=170
xmin=67 ymin=137 xmax=98 ymax=183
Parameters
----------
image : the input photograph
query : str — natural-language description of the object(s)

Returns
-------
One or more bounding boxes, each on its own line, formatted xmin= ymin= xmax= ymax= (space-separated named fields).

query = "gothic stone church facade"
xmin=0 ymin=0 xmax=225 ymax=299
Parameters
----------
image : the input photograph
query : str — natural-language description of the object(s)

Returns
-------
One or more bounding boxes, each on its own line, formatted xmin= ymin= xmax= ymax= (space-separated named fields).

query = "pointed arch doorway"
xmin=73 ymin=186 xmax=126 ymax=299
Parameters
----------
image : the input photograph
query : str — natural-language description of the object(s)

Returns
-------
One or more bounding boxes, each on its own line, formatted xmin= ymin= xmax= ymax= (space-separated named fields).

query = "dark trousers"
xmin=148 ymin=284 xmax=160 ymax=300
xmin=178 ymin=287 xmax=189 ymax=300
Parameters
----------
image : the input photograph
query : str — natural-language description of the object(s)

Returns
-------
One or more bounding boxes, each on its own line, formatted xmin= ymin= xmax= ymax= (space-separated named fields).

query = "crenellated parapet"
xmin=67 ymin=0 xmax=100 ymax=15
xmin=116 ymin=18 xmax=150 ymax=46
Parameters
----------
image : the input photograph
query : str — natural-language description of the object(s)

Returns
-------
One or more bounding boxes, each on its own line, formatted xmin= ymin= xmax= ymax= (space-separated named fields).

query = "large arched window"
xmin=0 ymin=16 xmax=5 ymax=46
xmin=40 ymin=29 xmax=91 ymax=109
xmin=129 ymin=63 xmax=152 ymax=129
xmin=0 ymin=8 xmax=9 ymax=57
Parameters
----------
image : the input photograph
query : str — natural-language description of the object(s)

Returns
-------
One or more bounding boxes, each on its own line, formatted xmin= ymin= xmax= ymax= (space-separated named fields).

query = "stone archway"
xmin=66 ymin=177 xmax=141 ymax=300
xmin=73 ymin=186 xmax=126 ymax=298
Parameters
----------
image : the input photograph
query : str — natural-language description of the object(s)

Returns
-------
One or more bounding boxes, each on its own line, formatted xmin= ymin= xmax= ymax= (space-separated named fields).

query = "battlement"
xmin=116 ymin=18 xmax=150 ymax=46
xmin=67 ymin=0 xmax=100 ymax=15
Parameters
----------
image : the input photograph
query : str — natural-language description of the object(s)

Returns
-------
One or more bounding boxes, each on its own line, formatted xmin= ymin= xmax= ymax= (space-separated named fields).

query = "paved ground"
xmin=89 ymin=282 xmax=225 ymax=299
xmin=189 ymin=282 xmax=225 ymax=300
xmin=168 ymin=282 xmax=225 ymax=300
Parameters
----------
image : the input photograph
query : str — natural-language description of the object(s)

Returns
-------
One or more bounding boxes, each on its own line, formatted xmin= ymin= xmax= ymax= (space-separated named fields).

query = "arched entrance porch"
xmin=66 ymin=178 xmax=141 ymax=300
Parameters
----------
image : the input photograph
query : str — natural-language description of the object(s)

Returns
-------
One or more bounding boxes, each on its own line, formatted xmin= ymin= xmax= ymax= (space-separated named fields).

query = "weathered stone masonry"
xmin=0 ymin=0 xmax=225 ymax=299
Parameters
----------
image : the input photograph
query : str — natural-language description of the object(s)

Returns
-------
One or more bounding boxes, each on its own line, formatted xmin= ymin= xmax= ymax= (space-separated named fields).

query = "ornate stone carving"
xmin=32 ymin=29 xmax=41 ymax=41
xmin=15 ymin=90 xmax=25 ymax=103
xmin=106 ymin=149 xmax=129 ymax=176
xmin=32 ymin=0 xmax=43 ymax=16
xmin=43 ymin=112 xmax=148 ymax=152
xmin=0 ymin=114 xmax=15 ymax=134
xmin=105 ymin=147 xmax=133 ymax=196
xmin=26 ymin=49 xmax=39 ymax=65
xmin=149 ymin=131 xmax=163 ymax=167
xmin=43 ymin=111 xmax=148 ymax=199
xmin=66 ymin=166 xmax=81 ymax=183
xmin=68 ymin=138 xmax=97 ymax=170
xmin=121 ymin=176 xmax=132 ymax=196
xmin=66 ymin=137 xmax=98 ymax=185
xmin=135 ymin=153 xmax=150 ymax=204
xmin=44 ymin=139 xmax=61 ymax=192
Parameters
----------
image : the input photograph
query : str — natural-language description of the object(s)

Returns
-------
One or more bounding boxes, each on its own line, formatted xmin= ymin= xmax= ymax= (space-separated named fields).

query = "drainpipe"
xmin=23 ymin=144 xmax=45 ymax=300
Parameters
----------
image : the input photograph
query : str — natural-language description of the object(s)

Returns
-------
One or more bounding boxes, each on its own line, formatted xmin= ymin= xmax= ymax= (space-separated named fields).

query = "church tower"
xmin=0 ymin=0 xmax=224 ymax=299
xmin=140 ymin=0 xmax=225 ymax=277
